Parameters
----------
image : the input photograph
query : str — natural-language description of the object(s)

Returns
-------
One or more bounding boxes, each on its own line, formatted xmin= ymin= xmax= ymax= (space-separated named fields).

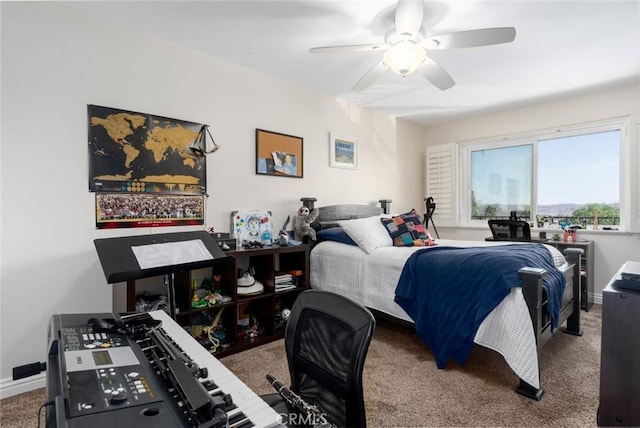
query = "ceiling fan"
xmin=309 ymin=0 xmax=516 ymax=91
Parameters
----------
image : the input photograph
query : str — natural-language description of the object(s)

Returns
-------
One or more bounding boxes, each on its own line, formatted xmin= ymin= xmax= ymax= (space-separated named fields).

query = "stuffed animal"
xmin=294 ymin=206 xmax=319 ymax=241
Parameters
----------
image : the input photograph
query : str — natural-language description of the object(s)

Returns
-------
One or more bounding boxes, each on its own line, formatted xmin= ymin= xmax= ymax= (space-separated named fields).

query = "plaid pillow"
xmin=380 ymin=210 xmax=434 ymax=247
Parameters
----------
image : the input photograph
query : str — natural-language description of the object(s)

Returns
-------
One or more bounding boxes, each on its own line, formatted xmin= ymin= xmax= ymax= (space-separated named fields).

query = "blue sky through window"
xmin=469 ymin=129 xmax=620 ymax=219
xmin=538 ymin=130 xmax=620 ymax=205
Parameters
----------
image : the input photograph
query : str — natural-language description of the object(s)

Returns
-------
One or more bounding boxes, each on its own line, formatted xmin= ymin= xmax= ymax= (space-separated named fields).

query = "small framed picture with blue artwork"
xmin=329 ymin=132 xmax=357 ymax=170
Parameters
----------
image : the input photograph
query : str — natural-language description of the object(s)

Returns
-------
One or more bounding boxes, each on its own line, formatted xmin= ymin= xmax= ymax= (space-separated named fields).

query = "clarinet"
xmin=266 ymin=374 xmax=335 ymax=428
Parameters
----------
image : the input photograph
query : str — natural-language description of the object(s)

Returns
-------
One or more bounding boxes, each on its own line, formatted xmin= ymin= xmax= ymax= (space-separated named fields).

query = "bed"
xmin=302 ymin=199 xmax=583 ymax=400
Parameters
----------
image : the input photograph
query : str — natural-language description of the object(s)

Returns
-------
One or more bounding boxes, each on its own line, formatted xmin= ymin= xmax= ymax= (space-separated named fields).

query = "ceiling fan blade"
xmin=417 ymin=57 xmax=455 ymax=90
xmin=309 ymin=43 xmax=389 ymax=54
xmin=352 ymin=61 xmax=389 ymax=92
xmin=426 ymin=27 xmax=516 ymax=49
xmin=395 ymin=0 xmax=424 ymax=37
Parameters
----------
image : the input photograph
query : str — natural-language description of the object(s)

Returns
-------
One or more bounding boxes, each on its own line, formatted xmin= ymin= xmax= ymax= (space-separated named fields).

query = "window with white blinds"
xmin=425 ymin=117 xmax=639 ymax=232
xmin=425 ymin=143 xmax=457 ymax=227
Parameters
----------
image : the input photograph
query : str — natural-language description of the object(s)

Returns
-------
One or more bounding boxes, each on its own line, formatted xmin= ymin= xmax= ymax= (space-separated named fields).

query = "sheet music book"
xmin=131 ymin=239 xmax=213 ymax=270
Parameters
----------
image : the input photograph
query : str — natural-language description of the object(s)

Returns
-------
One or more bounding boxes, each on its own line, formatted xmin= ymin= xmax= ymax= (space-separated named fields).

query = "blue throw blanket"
xmin=394 ymin=244 xmax=565 ymax=369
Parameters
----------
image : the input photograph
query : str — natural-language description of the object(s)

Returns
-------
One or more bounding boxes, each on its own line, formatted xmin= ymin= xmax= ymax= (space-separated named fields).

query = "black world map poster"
xmin=88 ymin=105 xmax=206 ymax=195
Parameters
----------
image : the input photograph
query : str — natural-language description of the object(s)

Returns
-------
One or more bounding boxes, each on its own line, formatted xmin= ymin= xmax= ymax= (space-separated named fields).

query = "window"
xmin=470 ymin=144 xmax=532 ymax=220
xmin=537 ymin=130 xmax=620 ymax=229
xmin=455 ymin=118 xmax=628 ymax=231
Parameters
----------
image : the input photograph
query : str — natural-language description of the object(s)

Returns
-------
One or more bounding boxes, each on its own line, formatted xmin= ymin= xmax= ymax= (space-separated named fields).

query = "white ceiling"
xmin=67 ymin=0 xmax=640 ymax=126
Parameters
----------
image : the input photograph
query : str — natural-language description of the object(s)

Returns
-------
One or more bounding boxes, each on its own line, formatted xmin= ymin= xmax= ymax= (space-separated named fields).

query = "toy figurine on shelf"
xmin=202 ymin=308 xmax=225 ymax=354
xmin=192 ymin=279 xmax=199 ymax=303
xmin=191 ymin=280 xmax=205 ymax=309
xmin=241 ymin=314 xmax=264 ymax=339
xmin=191 ymin=279 xmax=209 ymax=309
xmin=208 ymin=291 xmax=224 ymax=306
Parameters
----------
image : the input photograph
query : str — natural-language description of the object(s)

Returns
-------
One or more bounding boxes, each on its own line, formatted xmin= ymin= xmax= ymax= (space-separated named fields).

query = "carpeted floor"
xmin=0 ymin=306 xmax=602 ymax=427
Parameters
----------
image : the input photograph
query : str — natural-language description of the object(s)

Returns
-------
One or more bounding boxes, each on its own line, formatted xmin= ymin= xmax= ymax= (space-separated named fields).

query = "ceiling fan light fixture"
xmin=383 ymin=40 xmax=426 ymax=76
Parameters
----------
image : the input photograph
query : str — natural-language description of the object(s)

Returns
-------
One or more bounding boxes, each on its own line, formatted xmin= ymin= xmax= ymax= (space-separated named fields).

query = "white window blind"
xmin=425 ymin=143 xmax=457 ymax=227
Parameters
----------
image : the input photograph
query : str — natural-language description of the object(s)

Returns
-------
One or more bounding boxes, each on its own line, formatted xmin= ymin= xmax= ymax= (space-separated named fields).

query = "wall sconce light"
xmin=189 ymin=124 xmax=220 ymax=157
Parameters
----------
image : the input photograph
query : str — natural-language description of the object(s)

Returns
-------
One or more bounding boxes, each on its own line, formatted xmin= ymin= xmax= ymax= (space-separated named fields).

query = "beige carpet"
xmin=0 ymin=306 xmax=601 ymax=427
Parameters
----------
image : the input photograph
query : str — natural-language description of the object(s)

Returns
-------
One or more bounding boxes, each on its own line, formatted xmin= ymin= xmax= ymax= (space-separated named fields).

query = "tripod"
xmin=423 ymin=197 xmax=439 ymax=238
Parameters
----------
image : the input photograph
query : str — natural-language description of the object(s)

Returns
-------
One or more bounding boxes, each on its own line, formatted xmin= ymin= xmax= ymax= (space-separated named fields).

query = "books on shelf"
xmin=275 ymin=272 xmax=298 ymax=292
xmin=275 ymin=273 xmax=293 ymax=283
xmin=275 ymin=284 xmax=296 ymax=292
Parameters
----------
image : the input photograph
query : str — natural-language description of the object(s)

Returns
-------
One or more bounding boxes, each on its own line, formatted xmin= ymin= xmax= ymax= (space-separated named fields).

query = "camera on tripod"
xmin=423 ymin=196 xmax=439 ymax=238
xmin=426 ymin=197 xmax=436 ymax=213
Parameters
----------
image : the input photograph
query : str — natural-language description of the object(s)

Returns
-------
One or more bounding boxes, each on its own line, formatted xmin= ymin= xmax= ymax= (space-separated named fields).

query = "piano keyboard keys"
xmin=148 ymin=310 xmax=283 ymax=428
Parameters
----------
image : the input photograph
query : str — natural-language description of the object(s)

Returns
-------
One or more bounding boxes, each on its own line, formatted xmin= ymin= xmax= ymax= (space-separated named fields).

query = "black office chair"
xmin=488 ymin=219 xmax=532 ymax=241
xmin=261 ymin=290 xmax=375 ymax=428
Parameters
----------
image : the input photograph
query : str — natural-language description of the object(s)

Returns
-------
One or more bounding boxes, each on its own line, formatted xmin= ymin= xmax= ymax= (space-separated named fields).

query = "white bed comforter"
xmin=310 ymin=239 xmax=566 ymax=389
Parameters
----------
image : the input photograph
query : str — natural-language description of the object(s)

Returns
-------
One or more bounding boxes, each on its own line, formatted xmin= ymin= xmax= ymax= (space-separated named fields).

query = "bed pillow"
xmin=545 ymin=245 xmax=567 ymax=267
xmin=338 ymin=215 xmax=393 ymax=254
xmin=380 ymin=210 xmax=434 ymax=247
xmin=316 ymin=227 xmax=357 ymax=246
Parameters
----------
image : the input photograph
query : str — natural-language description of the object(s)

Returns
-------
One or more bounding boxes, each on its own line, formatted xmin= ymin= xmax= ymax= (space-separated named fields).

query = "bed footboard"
xmin=561 ymin=248 xmax=584 ymax=337
xmin=516 ymin=247 xmax=583 ymax=400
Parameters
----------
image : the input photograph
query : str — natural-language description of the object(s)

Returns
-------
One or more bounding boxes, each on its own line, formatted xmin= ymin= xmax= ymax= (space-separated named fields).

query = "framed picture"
xmin=95 ymin=193 xmax=205 ymax=229
xmin=256 ymin=129 xmax=303 ymax=178
xmin=230 ymin=210 xmax=273 ymax=243
xmin=329 ymin=132 xmax=357 ymax=169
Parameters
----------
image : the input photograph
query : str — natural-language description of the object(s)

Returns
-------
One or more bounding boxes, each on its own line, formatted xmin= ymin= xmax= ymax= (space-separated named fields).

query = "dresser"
xmin=598 ymin=264 xmax=640 ymax=426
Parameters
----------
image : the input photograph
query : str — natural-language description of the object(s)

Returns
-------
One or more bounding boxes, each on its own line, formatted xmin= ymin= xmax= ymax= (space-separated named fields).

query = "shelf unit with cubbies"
xmin=173 ymin=243 xmax=310 ymax=358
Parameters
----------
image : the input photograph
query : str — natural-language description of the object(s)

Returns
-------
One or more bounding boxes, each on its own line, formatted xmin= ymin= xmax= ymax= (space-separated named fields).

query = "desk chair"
xmin=488 ymin=219 xmax=531 ymax=241
xmin=261 ymin=290 xmax=375 ymax=427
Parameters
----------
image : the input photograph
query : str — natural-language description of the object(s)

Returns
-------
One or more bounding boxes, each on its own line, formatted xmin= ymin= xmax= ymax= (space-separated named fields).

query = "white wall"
xmin=3 ymin=1 xmax=637 ymax=399
xmin=0 ymin=2 xmax=425 ymax=396
xmin=423 ymin=82 xmax=640 ymax=295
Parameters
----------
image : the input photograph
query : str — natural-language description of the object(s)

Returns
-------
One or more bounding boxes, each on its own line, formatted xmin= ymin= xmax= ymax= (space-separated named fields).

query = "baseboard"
xmin=0 ymin=373 xmax=46 ymax=400
xmin=592 ymin=292 xmax=603 ymax=306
